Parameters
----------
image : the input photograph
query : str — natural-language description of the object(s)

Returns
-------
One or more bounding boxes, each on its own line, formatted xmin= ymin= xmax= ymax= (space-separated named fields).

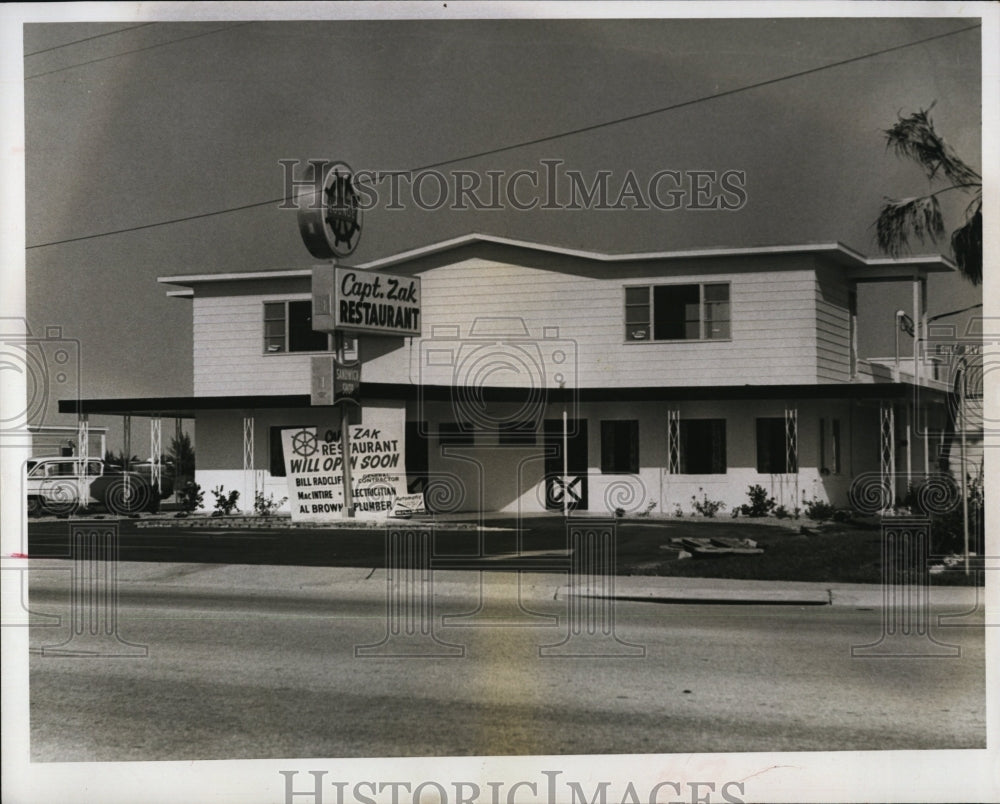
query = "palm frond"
xmin=875 ymin=195 xmax=945 ymax=257
xmin=950 ymin=202 xmax=982 ymax=286
xmin=884 ymin=106 xmax=981 ymax=187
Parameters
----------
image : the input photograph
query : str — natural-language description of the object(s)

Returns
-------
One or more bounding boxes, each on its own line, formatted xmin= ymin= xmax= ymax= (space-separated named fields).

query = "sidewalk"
xmin=16 ymin=558 xmax=983 ymax=609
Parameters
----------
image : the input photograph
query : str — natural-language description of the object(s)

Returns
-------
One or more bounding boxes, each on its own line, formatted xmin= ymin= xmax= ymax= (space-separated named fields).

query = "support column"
xmin=174 ymin=418 xmax=183 ymax=501
xmin=880 ymin=403 xmax=895 ymax=511
xmin=122 ymin=415 xmax=131 ymax=468
xmin=905 ymin=403 xmax=912 ymax=492
xmin=243 ymin=415 xmax=255 ymax=512
xmin=77 ymin=416 xmax=90 ymax=504
xmin=149 ymin=417 xmax=162 ymax=494
xmin=122 ymin=414 xmax=132 ymax=503
xmin=667 ymin=409 xmax=680 ymax=474
xmin=784 ymin=407 xmax=798 ymax=510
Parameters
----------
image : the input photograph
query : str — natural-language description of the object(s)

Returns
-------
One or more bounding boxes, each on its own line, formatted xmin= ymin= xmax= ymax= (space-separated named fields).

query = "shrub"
xmin=927 ymin=503 xmax=985 ymax=556
xmin=211 ymin=486 xmax=240 ymax=515
xmin=673 ymin=503 xmax=684 ymax=517
xmin=179 ymin=481 xmax=204 ymax=513
xmin=254 ymin=491 xmax=287 ymax=517
xmin=774 ymin=505 xmax=789 ymax=519
xmin=691 ymin=489 xmax=726 ymax=518
xmin=614 ymin=507 xmax=625 ymax=518
xmin=832 ymin=508 xmax=853 ymax=523
xmin=739 ymin=484 xmax=776 ymax=517
xmin=636 ymin=501 xmax=658 ymax=518
xmin=803 ymin=497 xmax=836 ymax=521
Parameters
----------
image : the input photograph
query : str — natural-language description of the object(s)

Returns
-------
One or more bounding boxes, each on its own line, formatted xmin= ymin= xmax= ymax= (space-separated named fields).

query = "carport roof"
xmin=59 ymin=381 xmax=948 ymax=417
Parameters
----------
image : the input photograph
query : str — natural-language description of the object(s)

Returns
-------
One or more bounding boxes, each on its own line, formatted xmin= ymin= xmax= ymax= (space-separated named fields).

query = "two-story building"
xmin=61 ymin=234 xmax=957 ymax=516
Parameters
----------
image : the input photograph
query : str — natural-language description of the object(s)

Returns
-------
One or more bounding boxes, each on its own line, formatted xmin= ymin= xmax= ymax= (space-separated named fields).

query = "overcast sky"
xmin=13 ymin=11 xmax=987 ymax=437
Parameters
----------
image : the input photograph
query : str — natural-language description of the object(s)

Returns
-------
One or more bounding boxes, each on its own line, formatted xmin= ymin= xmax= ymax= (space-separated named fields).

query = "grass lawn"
xmin=609 ymin=517 xmax=980 ymax=585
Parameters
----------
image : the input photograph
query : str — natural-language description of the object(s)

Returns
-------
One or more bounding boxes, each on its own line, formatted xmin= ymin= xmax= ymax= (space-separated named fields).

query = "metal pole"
xmin=337 ymin=329 xmax=356 ymax=519
xmin=959 ymin=361 xmax=968 ymax=576
xmin=895 ymin=310 xmax=903 ymax=381
xmin=562 ymin=399 xmax=568 ymax=518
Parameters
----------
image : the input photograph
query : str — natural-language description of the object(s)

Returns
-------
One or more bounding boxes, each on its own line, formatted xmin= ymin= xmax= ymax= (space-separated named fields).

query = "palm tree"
xmin=168 ymin=432 xmax=196 ymax=480
xmin=875 ymin=105 xmax=982 ymax=285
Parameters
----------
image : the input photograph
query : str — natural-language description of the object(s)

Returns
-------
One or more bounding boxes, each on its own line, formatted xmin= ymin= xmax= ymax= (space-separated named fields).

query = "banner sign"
xmin=390 ymin=493 xmax=427 ymax=518
xmin=281 ymin=426 xmax=408 ymax=521
xmin=312 ymin=265 xmax=421 ymax=336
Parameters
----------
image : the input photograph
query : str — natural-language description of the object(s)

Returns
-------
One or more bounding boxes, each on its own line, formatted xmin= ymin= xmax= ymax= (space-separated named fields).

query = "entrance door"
xmin=543 ymin=419 xmax=588 ymax=511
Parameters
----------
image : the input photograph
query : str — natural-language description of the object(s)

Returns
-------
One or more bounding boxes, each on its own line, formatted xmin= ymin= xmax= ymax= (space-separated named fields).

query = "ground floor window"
xmin=819 ymin=418 xmax=842 ymax=475
xmin=680 ymin=419 xmax=726 ymax=474
xmin=756 ymin=417 xmax=795 ymax=473
xmin=269 ymin=425 xmax=310 ymax=477
xmin=601 ymin=420 xmax=639 ymax=473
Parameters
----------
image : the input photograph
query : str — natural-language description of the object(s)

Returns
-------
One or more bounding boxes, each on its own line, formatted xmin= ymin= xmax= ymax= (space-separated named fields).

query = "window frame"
xmin=756 ymin=417 xmax=795 ymax=474
xmin=262 ymin=299 xmax=333 ymax=355
xmin=600 ymin=419 xmax=639 ymax=474
xmin=678 ymin=418 xmax=727 ymax=475
xmin=623 ymin=282 xmax=731 ymax=343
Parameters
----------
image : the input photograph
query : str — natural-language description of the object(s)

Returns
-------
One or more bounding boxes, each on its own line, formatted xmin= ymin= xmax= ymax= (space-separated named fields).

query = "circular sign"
xmin=297 ymin=161 xmax=363 ymax=259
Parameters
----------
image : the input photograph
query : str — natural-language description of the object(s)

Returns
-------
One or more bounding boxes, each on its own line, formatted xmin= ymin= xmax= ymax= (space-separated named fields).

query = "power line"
xmin=23 ymin=23 xmax=157 ymax=57
xmin=26 ymin=21 xmax=980 ymax=250
xmin=24 ymin=22 xmax=254 ymax=80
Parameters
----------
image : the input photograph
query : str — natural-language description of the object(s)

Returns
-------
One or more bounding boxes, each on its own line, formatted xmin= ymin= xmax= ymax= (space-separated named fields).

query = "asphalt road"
xmin=25 ymin=516 xmax=577 ymax=568
xmin=25 ymin=568 xmax=986 ymax=761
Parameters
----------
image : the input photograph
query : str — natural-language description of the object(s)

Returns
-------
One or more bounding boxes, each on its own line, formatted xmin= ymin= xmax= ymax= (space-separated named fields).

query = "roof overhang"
xmin=59 ymin=382 xmax=949 ymax=418
xmin=157 ymin=234 xmax=956 ymax=290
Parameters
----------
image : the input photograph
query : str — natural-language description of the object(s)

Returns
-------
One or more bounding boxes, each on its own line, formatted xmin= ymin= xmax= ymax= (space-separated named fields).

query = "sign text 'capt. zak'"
xmin=312 ymin=265 xmax=421 ymax=337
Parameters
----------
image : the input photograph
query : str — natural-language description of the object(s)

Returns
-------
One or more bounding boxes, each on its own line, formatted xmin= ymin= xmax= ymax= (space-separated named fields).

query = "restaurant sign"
xmin=280 ymin=426 xmax=408 ymax=521
xmin=312 ymin=265 xmax=421 ymax=337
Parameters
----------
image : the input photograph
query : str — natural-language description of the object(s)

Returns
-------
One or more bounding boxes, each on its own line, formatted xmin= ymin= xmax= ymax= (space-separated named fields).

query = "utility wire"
xmin=25 ymin=22 xmax=253 ymax=80
xmin=24 ymin=23 xmax=157 ymax=57
xmin=26 ymin=22 xmax=980 ymax=250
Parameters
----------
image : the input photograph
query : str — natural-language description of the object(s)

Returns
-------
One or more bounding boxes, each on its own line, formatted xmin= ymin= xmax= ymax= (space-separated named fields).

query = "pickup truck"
xmin=26 ymin=457 xmax=168 ymax=516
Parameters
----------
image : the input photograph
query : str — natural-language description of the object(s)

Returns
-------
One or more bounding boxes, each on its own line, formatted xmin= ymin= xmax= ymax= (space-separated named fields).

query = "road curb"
xmin=559 ymin=586 xmax=833 ymax=605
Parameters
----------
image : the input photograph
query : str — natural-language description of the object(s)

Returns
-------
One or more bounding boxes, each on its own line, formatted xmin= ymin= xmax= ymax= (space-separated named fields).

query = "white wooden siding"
xmin=814 ymin=263 xmax=851 ymax=382
xmin=191 ymin=257 xmax=853 ymax=396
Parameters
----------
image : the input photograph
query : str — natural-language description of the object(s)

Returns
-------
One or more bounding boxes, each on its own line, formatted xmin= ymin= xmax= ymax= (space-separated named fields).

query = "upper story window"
xmin=624 ymin=283 xmax=730 ymax=342
xmin=264 ymin=300 xmax=330 ymax=354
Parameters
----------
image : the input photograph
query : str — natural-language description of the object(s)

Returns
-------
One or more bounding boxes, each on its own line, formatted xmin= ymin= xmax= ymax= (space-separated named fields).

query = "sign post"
xmin=335 ymin=329 xmax=356 ymax=518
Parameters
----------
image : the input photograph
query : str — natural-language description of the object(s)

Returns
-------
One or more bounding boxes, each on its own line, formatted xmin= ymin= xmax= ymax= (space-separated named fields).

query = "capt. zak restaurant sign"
xmin=312 ymin=264 xmax=421 ymax=336
xmin=280 ymin=426 xmax=409 ymax=521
